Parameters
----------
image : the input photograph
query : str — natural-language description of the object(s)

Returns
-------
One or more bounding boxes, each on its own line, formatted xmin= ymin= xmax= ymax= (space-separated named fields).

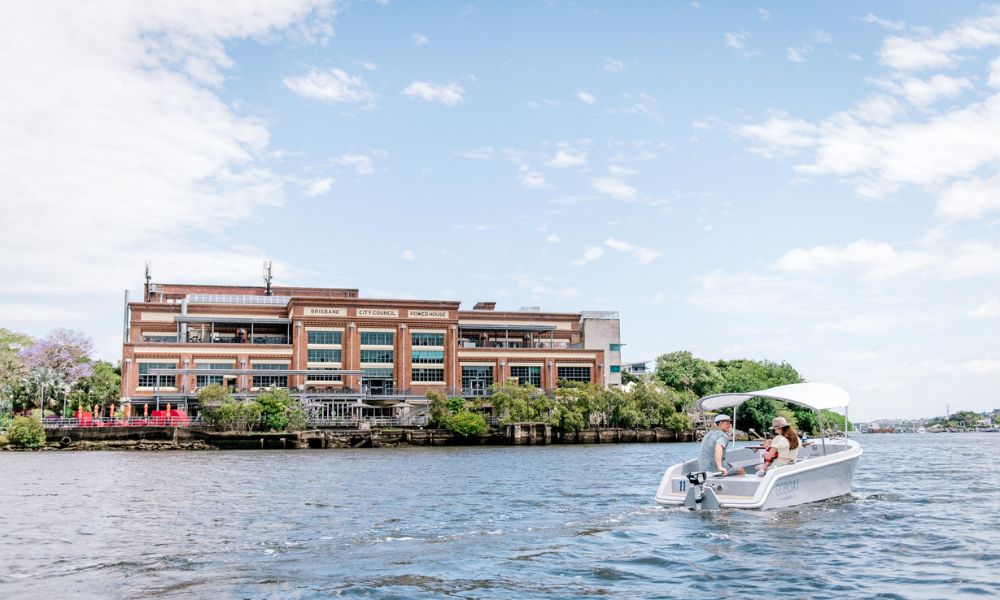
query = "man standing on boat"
xmin=699 ymin=414 xmax=745 ymax=476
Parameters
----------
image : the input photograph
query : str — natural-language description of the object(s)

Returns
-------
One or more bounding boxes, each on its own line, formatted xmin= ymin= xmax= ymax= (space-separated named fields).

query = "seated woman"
xmin=756 ymin=416 xmax=800 ymax=475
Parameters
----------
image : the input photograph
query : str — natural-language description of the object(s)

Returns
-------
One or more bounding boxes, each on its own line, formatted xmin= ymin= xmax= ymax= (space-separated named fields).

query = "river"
xmin=1 ymin=433 xmax=998 ymax=599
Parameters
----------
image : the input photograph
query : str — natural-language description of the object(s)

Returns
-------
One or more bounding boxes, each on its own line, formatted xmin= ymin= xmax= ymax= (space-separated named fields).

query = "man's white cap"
xmin=714 ymin=414 xmax=731 ymax=423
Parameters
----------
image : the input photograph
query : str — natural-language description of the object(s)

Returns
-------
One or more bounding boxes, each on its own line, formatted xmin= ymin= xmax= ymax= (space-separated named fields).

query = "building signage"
xmin=408 ymin=309 xmax=449 ymax=319
xmin=304 ymin=307 xmax=347 ymax=317
xmin=357 ymin=308 xmax=399 ymax=318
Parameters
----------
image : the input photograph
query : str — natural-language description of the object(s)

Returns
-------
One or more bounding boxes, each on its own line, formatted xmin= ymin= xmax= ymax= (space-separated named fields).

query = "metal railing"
xmin=43 ymin=417 xmax=207 ymax=429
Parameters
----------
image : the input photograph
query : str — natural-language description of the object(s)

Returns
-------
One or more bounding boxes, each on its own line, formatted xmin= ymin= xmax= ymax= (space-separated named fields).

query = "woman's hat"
xmin=771 ymin=416 xmax=790 ymax=429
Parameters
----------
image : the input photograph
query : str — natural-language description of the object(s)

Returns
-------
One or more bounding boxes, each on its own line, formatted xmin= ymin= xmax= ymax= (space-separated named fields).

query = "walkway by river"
xmin=0 ymin=434 xmax=997 ymax=598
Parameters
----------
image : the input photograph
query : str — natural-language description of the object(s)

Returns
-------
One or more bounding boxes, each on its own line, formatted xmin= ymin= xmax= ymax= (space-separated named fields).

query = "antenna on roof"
xmin=144 ymin=261 xmax=152 ymax=302
xmin=263 ymin=260 xmax=273 ymax=296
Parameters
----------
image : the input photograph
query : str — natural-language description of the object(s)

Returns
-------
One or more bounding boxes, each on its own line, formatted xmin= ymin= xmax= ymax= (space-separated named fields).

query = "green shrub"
xmin=448 ymin=411 xmax=488 ymax=437
xmin=8 ymin=416 xmax=45 ymax=448
xmin=0 ymin=434 xmax=9 ymax=446
xmin=256 ymin=388 xmax=294 ymax=431
xmin=202 ymin=398 xmax=261 ymax=433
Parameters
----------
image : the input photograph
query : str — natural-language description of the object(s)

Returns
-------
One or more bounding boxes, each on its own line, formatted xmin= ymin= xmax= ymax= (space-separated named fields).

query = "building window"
xmin=510 ymin=366 xmax=541 ymax=387
xmin=196 ymin=362 xmax=233 ymax=387
xmin=138 ymin=362 xmax=176 ymax=387
xmin=411 ymin=350 xmax=444 ymax=364
xmin=462 ymin=366 xmax=493 ymax=396
xmin=610 ymin=365 xmax=621 ymax=373
xmin=609 ymin=343 xmax=622 ymax=352
xmin=411 ymin=368 xmax=445 ymax=382
xmin=557 ymin=366 xmax=591 ymax=383
xmin=308 ymin=349 xmax=342 ymax=363
xmin=252 ymin=363 xmax=288 ymax=388
xmin=411 ymin=332 xmax=444 ymax=346
xmin=360 ymin=331 xmax=394 ymax=346
xmin=306 ymin=368 xmax=341 ymax=382
xmin=360 ymin=349 xmax=394 ymax=363
xmin=142 ymin=334 xmax=177 ymax=343
xmin=308 ymin=330 xmax=342 ymax=345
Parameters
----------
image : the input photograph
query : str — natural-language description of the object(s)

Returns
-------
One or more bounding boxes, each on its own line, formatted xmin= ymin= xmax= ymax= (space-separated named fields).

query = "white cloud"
xmin=603 ymin=57 xmax=625 ymax=72
xmin=283 ymin=68 xmax=376 ymax=105
xmin=457 ymin=146 xmax=495 ymax=160
xmin=937 ymin=173 xmax=1000 ymax=219
xmin=815 ymin=315 xmax=903 ymax=335
xmin=736 ymin=113 xmax=820 ymax=158
xmin=928 ymin=357 xmax=1000 ymax=375
xmin=412 ymin=34 xmax=429 ymax=46
xmin=576 ymin=90 xmax=597 ymax=104
xmin=776 ymin=239 xmax=935 ymax=279
xmin=572 ymin=246 xmax=604 ymax=266
xmin=359 ymin=61 xmax=378 ymax=71
xmin=619 ymin=93 xmax=665 ymax=124
xmin=969 ymin=298 xmax=1000 ymax=319
xmin=874 ymin=74 xmax=972 ymax=106
xmin=591 ymin=177 xmax=637 ymax=200
xmin=304 ymin=177 xmax=333 ymax=197
xmin=725 ymin=31 xmax=749 ymax=49
xmin=878 ymin=8 xmax=1000 ymax=71
xmin=545 ymin=148 xmax=588 ymax=168
xmin=518 ymin=166 xmax=547 ymax=188
xmin=990 ymin=57 xmax=1000 ymax=88
xmin=333 ymin=153 xmax=375 ymax=175
xmin=833 ymin=349 xmax=879 ymax=362
xmin=814 ymin=31 xmax=833 ymax=44
xmin=401 ymin=249 xmax=416 ymax=261
xmin=608 ymin=164 xmax=637 ymax=177
xmin=604 ymin=238 xmax=661 ymax=264
xmin=545 ymin=234 xmax=561 ymax=244
xmin=786 ymin=45 xmax=812 ymax=63
xmin=0 ymin=0 xmax=333 ymax=310
xmin=758 ymin=8 xmax=770 ymax=21
xmin=858 ymin=14 xmax=906 ymax=31
xmin=402 ymin=81 xmax=465 ymax=106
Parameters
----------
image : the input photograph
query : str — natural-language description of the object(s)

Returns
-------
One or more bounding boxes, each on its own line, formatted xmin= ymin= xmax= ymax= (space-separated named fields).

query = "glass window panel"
xmin=360 ymin=349 xmax=394 ymax=363
xmin=308 ymin=349 xmax=342 ymax=363
xmin=411 ymin=350 xmax=444 ymax=364
xmin=411 ymin=332 xmax=445 ymax=346
xmin=308 ymin=331 xmax=342 ymax=345
xmin=557 ymin=366 xmax=591 ymax=383
xmin=360 ymin=331 xmax=394 ymax=345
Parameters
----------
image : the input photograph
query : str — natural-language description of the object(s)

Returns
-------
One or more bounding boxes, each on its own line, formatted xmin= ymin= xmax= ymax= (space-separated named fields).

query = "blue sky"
xmin=3 ymin=1 xmax=1000 ymax=421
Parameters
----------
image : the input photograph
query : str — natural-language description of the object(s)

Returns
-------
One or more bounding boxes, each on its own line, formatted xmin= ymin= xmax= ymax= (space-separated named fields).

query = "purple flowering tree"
xmin=19 ymin=328 xmax=94 ymax=388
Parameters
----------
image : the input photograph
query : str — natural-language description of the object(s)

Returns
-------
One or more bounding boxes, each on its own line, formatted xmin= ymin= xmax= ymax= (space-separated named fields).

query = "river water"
xmin=0 ymin=433 xmax=997 ymax=599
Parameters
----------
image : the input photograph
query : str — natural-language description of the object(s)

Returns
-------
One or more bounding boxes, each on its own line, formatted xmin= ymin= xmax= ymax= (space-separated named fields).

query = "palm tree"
xmin=27 ymin=367 xmax=64 ymax=417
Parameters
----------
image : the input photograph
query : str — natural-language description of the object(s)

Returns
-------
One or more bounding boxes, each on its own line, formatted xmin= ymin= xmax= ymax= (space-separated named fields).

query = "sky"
xmin=2 ymin=1 xmax=999 ymax=421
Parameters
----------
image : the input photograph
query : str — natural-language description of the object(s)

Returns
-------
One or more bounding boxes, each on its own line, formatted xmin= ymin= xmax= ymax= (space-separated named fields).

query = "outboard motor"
xmin=682 ymin=471 xmax=721 ymax=510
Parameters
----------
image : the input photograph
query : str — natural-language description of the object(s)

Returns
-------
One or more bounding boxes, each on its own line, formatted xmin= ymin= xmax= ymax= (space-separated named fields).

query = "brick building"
xmin=121 ymin=282 xmax=622 ymax=418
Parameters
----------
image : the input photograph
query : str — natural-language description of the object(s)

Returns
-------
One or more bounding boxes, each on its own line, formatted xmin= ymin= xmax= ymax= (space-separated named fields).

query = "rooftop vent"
xmin=473 ymin=301 xmax=496 ymax=311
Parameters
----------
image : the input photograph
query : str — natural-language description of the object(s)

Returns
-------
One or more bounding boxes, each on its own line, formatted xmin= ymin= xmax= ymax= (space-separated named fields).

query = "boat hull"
xmin=655 ymin=438 xmax=862 ymax=510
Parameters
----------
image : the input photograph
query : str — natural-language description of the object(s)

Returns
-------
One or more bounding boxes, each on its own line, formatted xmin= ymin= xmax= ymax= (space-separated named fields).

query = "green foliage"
xmin=654 ymin=351 xmax=723 ymax=408
xmin=711 ymin=359 xmax=803 ymax=433
xmin=8 ymin=415 xmax=45 ymax=448
xmin=73 ymin=361 xmax=121 ymax=410
xmin=255 ymin=388 xmax=295 ymax=432
xmin=201 ymin=398 xmax=261 ymax=432
xmin=489 ymin=381 xmax=551 ymax=424
xmin=285 ymin=407 xmax=308 ymax=432
xmin=449 ymin=411 xmax=488 ymax=437
xmin=426 ymin=390 xmax=450 ymax=428
xmin=197 ymin=383 xmax=233 ymax=407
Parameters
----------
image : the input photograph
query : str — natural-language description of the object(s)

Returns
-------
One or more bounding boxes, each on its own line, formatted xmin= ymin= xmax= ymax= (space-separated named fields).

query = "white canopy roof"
xmin=696 ymin=383 xmax=850 ymax=412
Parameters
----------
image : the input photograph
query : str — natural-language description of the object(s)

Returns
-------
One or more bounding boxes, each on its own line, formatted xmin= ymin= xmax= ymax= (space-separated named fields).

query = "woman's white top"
xmin=772 ymin=434 xmax=799 ymax=463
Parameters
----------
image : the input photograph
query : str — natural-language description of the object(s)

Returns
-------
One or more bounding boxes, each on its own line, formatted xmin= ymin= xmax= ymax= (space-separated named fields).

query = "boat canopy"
xmin=696 ymin=383 xmax=850 ymax=412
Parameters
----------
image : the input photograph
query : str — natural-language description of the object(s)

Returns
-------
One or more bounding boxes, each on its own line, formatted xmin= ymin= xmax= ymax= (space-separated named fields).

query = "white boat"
xmin=655 ymin=383 xmax=862 ymax=510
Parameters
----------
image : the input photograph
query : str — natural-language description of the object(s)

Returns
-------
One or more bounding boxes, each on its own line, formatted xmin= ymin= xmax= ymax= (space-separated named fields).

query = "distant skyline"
xmin=3 ymin=1 xmax=999 ymax=421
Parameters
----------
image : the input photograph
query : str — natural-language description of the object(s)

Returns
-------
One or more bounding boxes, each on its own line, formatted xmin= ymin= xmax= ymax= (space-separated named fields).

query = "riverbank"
xmin=0 ymin=424 xmax=695 ymax=451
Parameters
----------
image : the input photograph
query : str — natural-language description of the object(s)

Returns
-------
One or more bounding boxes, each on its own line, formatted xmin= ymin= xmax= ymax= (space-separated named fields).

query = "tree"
xmin=0 ymin=328 xmax=32 ymax=418
xmin=201 ymin=398 xmax=261 ymax=432
xmin=256 ymin=388 xmax=297 ymax=431
xmin=197 ymin=383 xmax=233 ymax=407
xmin=7 ymin=415 xmax=46 ymax=448
xmin=426 ymin=389 xmax=450 ymax=428
xmin=714 ymin=359 xmax=803 ymax=434
xmin=26 ymin=367 xmax=66 ymax=416
xmin=449 ymin=411 xmax=488 ymax=437
xmin=19 ymin=329 xmax=94 ymax=388
xmin=489 ymin=382 xmax=551 ymax=424
xmin=655 ymin=351 xmax=723 ymax=409
xmin=70 ymin=361 xmax=120 ymax=415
